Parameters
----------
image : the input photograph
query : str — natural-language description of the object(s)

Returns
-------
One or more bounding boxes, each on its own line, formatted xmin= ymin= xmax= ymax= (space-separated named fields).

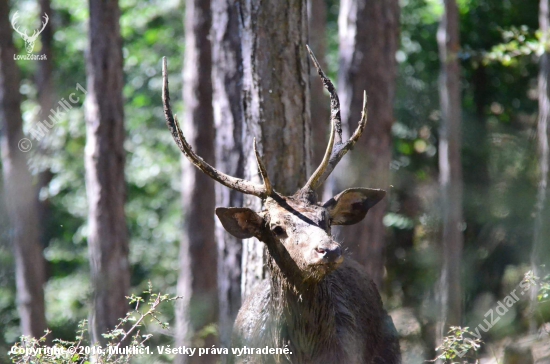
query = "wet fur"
xmin=225 ymin=195 xmax=400 ymax=363
xmin=231 ymin=256 xmax=401 ymax=364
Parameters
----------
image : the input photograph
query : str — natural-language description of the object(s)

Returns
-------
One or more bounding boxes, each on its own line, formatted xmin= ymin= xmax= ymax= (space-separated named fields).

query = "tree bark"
xmin=531 ymin=0 xmax=550 ymax=333
xmin=436 ymin=0 xmax=464 ymax=347
xmin=37 ymin=0 xmax=54 ymax=117
xmin=175 ymin=0 xmax=218 ymax=362
xmin=0 ymin=0 xmax=48 ymax=340
xmin=337 ymin=0 xmax=400 ymax=288
xmin=308 ymin=0 xmax=330 ymax=183
xmin=85 ymin=0 xmax=129 ymax=345
xmin=240 ymin=0 xmax=311 ymax=298
xmin=36 ymin=0 xmax=55 ymax=253
xmin=211 ymin=0 xmax=245 ymax=350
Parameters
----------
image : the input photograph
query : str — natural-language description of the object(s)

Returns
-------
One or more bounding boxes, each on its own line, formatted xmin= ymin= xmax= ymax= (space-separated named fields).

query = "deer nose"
xmin=315 ymin=245 xmax=342 ymax=263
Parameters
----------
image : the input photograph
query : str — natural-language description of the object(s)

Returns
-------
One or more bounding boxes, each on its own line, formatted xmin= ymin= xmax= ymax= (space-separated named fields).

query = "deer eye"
xmin=272 ymin=226 xmax=285 ymax=236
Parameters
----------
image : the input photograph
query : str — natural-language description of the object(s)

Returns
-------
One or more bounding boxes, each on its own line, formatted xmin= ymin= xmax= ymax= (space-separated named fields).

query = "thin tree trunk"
xmin=175 ymin=0 xmax=218 ymax=362
xmin=37 ymin=0 xmax=54 ymax=117
xmin=337 ymin=0 xmax=400 ymax=288
xmin=36 ymin=0 xmax=55 ymax=253
xmin=240 ymin=0 xmax=311 ymax=298
xmin=35 ymin=0 xmax=54 ymax=344
xmin=436 ymin=0 xmax=464 ymax=348
xmin=211 ymin=0 xmax=245 ymax=351
xmin=0 ymin=0 xmax=48 ymax=339
xmin=308 ymin=0 xmax=330 ymax=179
xmin=85 ymin=0 xmax=129 ymax=345
xmin=531 ymin=0 xmax=550 ymax=333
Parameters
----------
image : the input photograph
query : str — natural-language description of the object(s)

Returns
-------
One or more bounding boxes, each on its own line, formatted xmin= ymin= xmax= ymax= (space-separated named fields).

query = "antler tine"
xmin=303 ymin=46 xmax=368 ymax=192
xmin=253 ymin=138 xmax=273 ymax=196
xmin=303 ymin=45 xmax=340 ymax=191
xmin=317 ymin=91 xmax=368 ymax=187
xmin=303 ymin=116 xmax=335 ymax=191
xmin=351 ymin=91 xmax=368 ymax=145
xmin=162 ymin=57 xmax=267 ymax=198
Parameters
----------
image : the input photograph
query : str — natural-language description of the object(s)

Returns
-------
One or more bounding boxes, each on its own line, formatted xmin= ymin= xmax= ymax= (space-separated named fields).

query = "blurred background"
xmin=0 ymin=0 xmax=549 ymax=363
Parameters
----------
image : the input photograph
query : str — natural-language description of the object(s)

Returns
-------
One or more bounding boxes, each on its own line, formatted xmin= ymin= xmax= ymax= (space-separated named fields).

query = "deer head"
xmin=161 ymin=47 xmax=385 ymax=284
xmin=11 ymin=12 xmax=49 ymax=54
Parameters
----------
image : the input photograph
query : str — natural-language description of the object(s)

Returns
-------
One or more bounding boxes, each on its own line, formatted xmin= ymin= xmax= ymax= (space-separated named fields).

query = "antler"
xmin=162 ymin=57 xmax=272 ymax=198
xmin=28 ymin=13 xmax=49 ymax=41
xmin=253 ymin=138 xmax=273 ymax=196
xmin=11 ymin=12 xmax=29 ymax=40
xmin=302 ymin=45 xmax=368 ymax=192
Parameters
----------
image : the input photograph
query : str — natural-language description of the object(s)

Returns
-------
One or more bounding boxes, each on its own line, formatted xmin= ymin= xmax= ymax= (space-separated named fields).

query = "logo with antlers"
xmin=11 ymin=11 xmax=49 ymax=54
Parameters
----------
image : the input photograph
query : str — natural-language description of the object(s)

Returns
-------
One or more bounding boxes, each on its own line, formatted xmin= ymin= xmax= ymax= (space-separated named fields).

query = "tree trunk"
xmin=240 ymin=0 xmax=311 ymax=298
xmin=0 ymin=0 xmax=48 ymax=339
xmin=37 ymin=0 xmax=54 ymax=117
xmin=36 ymin=0 xmax=55 ymax=254
xmin=436 ymin=0 xmax=464 ymax=348
xmin=85 ymin=0 xmax=129 ymax=345
xmin=211 ymin=0 xmax=245 ymax=350
xmin=308 ymin=0 xmax=330 ymax=183
xmin=175 ymin=0 xmax=218 ymax=362
xmin=337 ymin=0 xmax=400 ymax=288
xmin=531 ymin=0 xmax=550 ymax=333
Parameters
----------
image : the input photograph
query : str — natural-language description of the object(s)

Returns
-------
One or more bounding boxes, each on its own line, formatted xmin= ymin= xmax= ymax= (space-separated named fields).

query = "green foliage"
xmin=1 ymin=0 xmax=549 ymax=363
xmin=524 ymin=270 xmax=550 ymax=303
xmin=432 ymin=326 xmax=482 ymax=363
xmin=8 ymin=283 xmax=181 ymax=364
xmin=1 ymin=0 xmax=184 ymax=356
xmin=484 ymin=26 xmax=545 ymax=66
xmin=540 ymin=277 xmax=550 ymax=303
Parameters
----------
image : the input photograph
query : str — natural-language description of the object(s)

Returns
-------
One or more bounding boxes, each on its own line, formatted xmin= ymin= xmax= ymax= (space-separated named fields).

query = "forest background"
xmin=0 ymin=0 xmax=549 ymax=363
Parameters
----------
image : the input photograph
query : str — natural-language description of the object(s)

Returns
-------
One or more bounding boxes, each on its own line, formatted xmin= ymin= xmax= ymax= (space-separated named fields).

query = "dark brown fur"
xmin=220 ymin=194 xmax=401 ymax=364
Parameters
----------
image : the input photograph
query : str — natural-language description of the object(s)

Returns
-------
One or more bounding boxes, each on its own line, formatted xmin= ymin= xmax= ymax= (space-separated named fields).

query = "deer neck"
xmin=266 ymin=254 xmax=337 ymax=357
xmin=262 ymin=232 xmax=305 ymax=288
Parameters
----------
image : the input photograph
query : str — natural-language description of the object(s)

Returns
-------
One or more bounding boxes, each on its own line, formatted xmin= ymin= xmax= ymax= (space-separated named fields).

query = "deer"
xmin=161 ymin=47 xmax=401 ymax=364
xmin=11 ymin=11 xmax=49 ymax=54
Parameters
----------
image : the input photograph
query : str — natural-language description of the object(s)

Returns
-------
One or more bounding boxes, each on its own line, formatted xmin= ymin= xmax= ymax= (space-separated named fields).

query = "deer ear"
xmin=323 ymin=188 xmax=386 ymax=225
xmin=215 ymin=207 xmax=265 ymax=239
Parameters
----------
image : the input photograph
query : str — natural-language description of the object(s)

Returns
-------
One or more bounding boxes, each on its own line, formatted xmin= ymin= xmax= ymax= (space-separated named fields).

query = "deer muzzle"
xmin=310 ymin=242 xmax=343 ymax=266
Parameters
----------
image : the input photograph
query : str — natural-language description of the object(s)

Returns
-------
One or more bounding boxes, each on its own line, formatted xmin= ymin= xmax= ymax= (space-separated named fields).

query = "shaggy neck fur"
xmin=264 ymin=247 xmax=339 ymax=361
